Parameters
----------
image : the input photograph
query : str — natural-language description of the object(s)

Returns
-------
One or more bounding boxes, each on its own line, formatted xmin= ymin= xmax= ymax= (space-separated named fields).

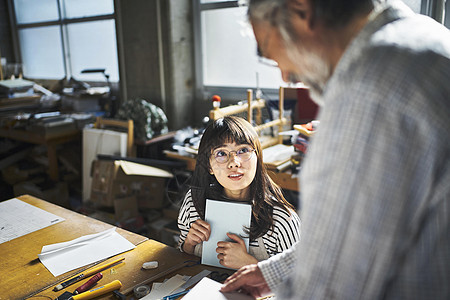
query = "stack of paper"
xmin=143 ymin=269 xmax=212 ymax=299
xmin=143 ymin=274 xmax=187 ymax=300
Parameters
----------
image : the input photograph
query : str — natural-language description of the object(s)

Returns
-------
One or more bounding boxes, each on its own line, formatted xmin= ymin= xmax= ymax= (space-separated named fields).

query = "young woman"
xmin=177 ymin=116 xmax=300 ymax=269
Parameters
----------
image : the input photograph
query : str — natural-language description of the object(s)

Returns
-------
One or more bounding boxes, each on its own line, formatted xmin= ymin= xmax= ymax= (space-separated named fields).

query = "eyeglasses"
xmin=212 ymin=146 xmax=256 ymax=164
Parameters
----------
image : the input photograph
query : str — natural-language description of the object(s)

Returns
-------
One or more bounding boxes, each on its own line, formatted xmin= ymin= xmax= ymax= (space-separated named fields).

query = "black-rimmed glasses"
xmin=212 ymin=146 xmax=256 ymax=164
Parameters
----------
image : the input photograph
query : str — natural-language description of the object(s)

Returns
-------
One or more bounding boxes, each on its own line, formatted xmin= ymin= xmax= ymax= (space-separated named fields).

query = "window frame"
xmin=192 ymin=0 xmax=282 ymax=103
xmin=8 ymin=0 xmax=118 ymax=82
xmin=192 ymin=0 xmax=448 ymax=103
xmin=421 ymin=0 xmax=448 ymax=23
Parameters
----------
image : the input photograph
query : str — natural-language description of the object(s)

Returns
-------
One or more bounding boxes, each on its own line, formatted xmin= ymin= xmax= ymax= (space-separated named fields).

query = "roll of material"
xmin=134 ymin=285 xmax=150 ymax=299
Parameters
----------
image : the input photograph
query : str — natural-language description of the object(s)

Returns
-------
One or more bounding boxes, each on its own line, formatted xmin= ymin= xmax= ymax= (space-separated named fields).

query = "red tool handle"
xmin=74 ymin=273 xmax=103 ymax=294
xmin=72 ymin=280 xmax=122 ymax=300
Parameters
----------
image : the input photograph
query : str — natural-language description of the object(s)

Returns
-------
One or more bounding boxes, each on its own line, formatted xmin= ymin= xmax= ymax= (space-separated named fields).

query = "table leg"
xmin=47 ymin=143 xmax=59 ymax=181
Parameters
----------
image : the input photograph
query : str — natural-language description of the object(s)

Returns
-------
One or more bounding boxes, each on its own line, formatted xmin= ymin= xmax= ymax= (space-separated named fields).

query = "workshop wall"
xmin=115 ymin=0 xmax=195 ymax=131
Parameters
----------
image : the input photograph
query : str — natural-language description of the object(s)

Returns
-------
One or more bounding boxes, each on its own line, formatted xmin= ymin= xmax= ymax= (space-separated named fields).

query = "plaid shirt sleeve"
xmin=258 ymin=241 xmax=299 ymax=291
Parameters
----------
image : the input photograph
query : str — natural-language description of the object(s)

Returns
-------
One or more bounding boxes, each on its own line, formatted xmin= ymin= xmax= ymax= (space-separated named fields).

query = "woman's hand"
xmin=216 ymin=233 xmax=258 ymax=269
xmin=183 ymin=219 xmax=211 ymax=255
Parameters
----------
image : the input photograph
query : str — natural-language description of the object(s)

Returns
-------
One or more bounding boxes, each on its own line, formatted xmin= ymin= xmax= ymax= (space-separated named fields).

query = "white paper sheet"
xmin=142 ymin=274 xmax=187 ymax=300
xmin=202 ymin=200 xmax=252 ymax=269
xmin=182 ymin=277 xmax=253 ymax=300
xmin=262 ymin=144 xmax=296 ymax=163
xmin=0 ymin=198 xmax=65 ymax=244
xmin=38 ymin=227 xmax=135 ymax=276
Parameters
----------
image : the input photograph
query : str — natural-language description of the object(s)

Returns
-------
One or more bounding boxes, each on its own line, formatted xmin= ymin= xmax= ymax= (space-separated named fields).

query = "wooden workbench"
xmin=0 ymin=195 xmax=228 ymax=300
xmin=0 ymin=127 xmax=80 ymax=181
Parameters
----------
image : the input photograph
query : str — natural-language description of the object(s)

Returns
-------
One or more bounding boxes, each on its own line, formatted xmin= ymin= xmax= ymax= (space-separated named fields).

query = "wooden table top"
xmin=0 ymin=195 xmax=199 ymax=300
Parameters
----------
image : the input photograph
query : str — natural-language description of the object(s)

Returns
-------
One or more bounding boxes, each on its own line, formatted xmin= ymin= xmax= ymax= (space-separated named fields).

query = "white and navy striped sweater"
xmin=177 ymin=189 xmax=301 ymax=258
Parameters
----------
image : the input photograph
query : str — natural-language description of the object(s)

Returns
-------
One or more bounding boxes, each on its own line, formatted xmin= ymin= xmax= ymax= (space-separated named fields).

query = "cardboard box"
xmin=114 ymin=195 xmax=139 ymax=222
xmin=148 ymin=217 xmax=178 ymax=246
xmin=90 ymin=159 xmax=173 ymax=209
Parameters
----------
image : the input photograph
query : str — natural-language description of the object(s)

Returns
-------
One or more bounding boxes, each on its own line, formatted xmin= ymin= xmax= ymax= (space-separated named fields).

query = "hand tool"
xmin=55 ymin=273 xmax=103 ymax=300
xmin=53 ymin=257 xmax=124 ymax=291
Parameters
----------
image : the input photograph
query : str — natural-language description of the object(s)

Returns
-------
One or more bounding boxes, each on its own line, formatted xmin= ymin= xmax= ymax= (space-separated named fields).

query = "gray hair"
xmin=247 ymin=0 xmax=294 ymax=48
xmin=248 ymin=0 xmax=375 ymax=28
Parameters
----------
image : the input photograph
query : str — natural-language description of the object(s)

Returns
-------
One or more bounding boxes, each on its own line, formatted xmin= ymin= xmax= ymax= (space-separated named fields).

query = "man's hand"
xmin=216 ymin=233 xmax=258 ymax=269
xmin=220 ymin=264 xmax=272 ymax=298
xmin=183 ymin=219 xmax=211 ymax=254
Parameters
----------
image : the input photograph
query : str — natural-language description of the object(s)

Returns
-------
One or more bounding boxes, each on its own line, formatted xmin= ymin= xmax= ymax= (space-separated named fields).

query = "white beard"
xmin=282 ymin=33 xmax=331 ymax=107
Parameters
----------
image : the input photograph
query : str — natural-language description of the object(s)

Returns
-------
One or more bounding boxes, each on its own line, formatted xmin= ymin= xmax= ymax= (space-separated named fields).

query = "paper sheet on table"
xmin=0 ymin=198 xmax=65 ymax=244
xmin=38 ymin=227 xmax=135 ymax=276
xmin=202 ymin=200 xmax=251 ymax=269
xmin=183 ymin=277 xmax=253 ymax=300
xmin=142 ymin=274 xmax=187 ymax=300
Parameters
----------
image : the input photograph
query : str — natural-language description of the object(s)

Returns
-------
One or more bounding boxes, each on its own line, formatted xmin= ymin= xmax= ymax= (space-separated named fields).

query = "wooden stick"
xmin=0 ymin=48 xmax=3 ymax=80
xmin=247 ymin=89 xmax=253 ymax=124
xmin=254 ymin=118 xmax=287 ymax=132
xmin=278 ymin=87 xmax=284 ymax=143
xmin=209 ymin=100 xmax=265 ymax=120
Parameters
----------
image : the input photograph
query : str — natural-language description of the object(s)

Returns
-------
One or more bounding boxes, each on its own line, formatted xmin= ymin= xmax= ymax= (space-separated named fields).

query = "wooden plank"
xmin=268 ymin=170 xmax=299 ymax=192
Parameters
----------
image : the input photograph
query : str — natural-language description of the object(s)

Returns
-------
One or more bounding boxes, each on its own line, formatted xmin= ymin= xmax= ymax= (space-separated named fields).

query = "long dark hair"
xmin=190 ymin=116 xmax=294 ymax=240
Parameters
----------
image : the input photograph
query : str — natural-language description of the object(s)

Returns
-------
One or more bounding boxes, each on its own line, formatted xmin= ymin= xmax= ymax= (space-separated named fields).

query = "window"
xmin=11 ymin=0 xmax=119 ymax=82
xmin=446 ymin=0 xmax=450 ymax=28
xmin=193 ymin=0 xmax=448 ymax=101
xmin=403 ymin=0 xmax=423 ymax=12
xmin=193 ymin=0 xmax=287 ymax=101
xmin=417 ymin=0 xmax=449 ymax=27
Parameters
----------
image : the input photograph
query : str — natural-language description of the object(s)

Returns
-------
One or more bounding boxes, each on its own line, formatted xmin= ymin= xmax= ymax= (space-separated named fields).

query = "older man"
xmin=221 ymin=0 xmax=450 ymax=299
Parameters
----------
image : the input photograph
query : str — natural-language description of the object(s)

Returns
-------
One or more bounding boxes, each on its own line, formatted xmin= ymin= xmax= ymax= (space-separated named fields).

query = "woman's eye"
xmin=238 ymin=147 xmax=250 ymax=154
xmin=216 ymin=150 xmax=227 ymax=157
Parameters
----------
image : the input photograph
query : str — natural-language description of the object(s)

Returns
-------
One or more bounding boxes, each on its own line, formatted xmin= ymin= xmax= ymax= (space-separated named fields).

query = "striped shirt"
xmin=177 ymin=189 xmax=301 ymax=259
xmin=258 ymin=1 xmax=450 ymax=299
